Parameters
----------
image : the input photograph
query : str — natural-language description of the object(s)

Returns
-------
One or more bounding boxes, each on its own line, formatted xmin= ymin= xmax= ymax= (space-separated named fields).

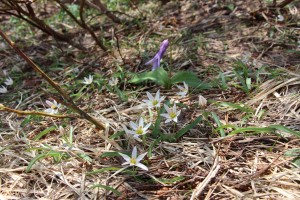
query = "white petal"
xmin=46 ymin=100 xmax=53 ymax=107
xmin=172 ymin=104 xmax=177 ymax=112
xmin=183 ymin=82 xmax=188 ymax=90
xmin=121 ymin=161 xmax=130 ymax=165
xmin=177 ymin=110 xmax=181 ymax=116
xmin=129 ymin=121 xmax=137 ymax=130
xmin=132 ymin=146 xmax=137 ymax=158
xmin=176 ymin=85 xmax=184 ymax=90
xmin=146 ymin=92 xmax=154 ymax=100
xmin=172 ymin=117 xmax=178 ymax=123
xmin=155 ymin=90 xmax=160 ymax=100
xmin=144 ymin=123 xmax=151 ymax=130
xmin=165 ymin=119 xmax=172 ymax=123
xmin=118 ymin=153 xmax=131 ymax=162
xmin=136 ymin=152 xmax=147 ymax=162
xmin=159 ymin=96 xmax=166 ymax=102
xmin=133 ymin=135 xmax=142 ymax=140
xmin=160 ymin=113 xmax=170 ymax=118
xmin=121 ymin=124 xmax=131 ymax=135
xmin=138 ymin=118 xmax=144 ymax=127
xmin=136 ymin=163 xmax=148 ymax=171
xmin=164 ymin=104 xmax=171 ymax=113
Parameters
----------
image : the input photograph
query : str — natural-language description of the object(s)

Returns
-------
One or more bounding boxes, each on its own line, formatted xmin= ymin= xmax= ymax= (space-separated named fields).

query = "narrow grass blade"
xmin=33 ymin=126 xmax=56 ymax=141
xmin=211 ymin=112 xmax=226 ymax=137
xmin=91 ymin=184 xmax=121 ymax=196
xmin=175 ymin=116 xmax=202 ymax=139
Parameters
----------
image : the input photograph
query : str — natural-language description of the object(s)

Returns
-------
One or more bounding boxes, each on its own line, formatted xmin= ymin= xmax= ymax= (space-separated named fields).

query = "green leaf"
xmin=100 ymin=151 xmax=120 ymax=158
xmin=26 ymin=154 xmax=47 ymax=172
xmin=171 ymin=71 xmax=210 ymax=89
xmin=292 ymin=158 xmax=300 ymax=167
xmin=91 ymin=184 xmax=121 ymax=196
xmin=211 ymin=112 xmax=226 ymax=137
xmin=77 ymin=153 xmax=92 ymax=163
xmin=115 ymin=87 xmax=128 ymax=101
xmin=87 ymin=167 xmax=122 ymax=175
xmin=229 ymin=127 xmax=275 ymax=135
xmin=151 ymin=102 xmax=168 ymax=138
xmin=175 ymin=116 xmax=202 ymax=139
xmin=33 ymin=126 xmax=56 ymax=141
xmin=129 ymin=67 xmax=170 ymax=86
xmin=109 ymin=131 xmax=125 ymax=139
xmin=269 ymin=125 xmax=300 ymax=137
xmin=284 ymin=149 xmax=300 ymax=157
xmin=217 ymin=102 xmax=253 ymax=113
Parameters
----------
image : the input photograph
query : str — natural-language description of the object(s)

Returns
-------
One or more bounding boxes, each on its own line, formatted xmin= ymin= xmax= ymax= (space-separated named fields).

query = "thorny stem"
xmin=0 ymin=30 xmax=121 ymax=150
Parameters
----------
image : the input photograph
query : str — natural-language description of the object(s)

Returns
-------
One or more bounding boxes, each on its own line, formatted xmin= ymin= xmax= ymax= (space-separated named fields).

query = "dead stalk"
xmin=0 ymin=30 xmax=121 ymax=150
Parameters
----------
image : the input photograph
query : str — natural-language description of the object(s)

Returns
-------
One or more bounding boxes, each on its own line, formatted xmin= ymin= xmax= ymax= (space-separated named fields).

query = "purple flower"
xmin=145 ymin=39 xmax=169 ymax=71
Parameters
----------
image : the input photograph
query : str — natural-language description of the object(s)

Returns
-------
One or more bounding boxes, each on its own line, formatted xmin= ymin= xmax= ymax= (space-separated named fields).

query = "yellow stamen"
xmin=152 ymin=100 xmax=158 ymax=106
xmin=169 ymin=112 xmax=177 ymax=119
xmin=136 ymin=127 xmax=144 ymax=135
xmin=130 ymin=158 xmax=137 ymax=165
xmin=51 ymin=105 xmax=57 ymax=109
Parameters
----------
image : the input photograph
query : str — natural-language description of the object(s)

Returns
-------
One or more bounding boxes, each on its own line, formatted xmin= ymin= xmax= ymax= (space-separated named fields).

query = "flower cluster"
xmin=0 ymin=76 xmax=13 ymax=94
xmin=119 ymin=85 xmax=186 ymax=171
xmin=118 ymin=39 xmax=207 ymax=172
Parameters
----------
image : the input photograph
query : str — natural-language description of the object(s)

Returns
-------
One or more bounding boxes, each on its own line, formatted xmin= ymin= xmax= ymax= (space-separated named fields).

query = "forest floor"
xmin=0 ymin=0 xmax=300 ymax=199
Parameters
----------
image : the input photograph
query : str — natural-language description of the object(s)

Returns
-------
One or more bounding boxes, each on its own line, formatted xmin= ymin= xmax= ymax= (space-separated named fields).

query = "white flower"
xmin=0 ymin=85 xmax=8 ymax=93
xmin=118 ymin=146 xmax=148 ymax=171
xmin=289 ymin=6 xmax=298 ymax=15
xmin=198 ymin=95 xmax=207 ymax=108
xmin=130 ymin=118 xmax=151 ymax=139
xmin=143 ymin=90 xmax=165 ymax=109
xmin=82 ymin=75 xmax=93 ymax=85
xmin=277 ymin=15 xmax=284 ymax=22
xmin=123 ymin=118 xmax=151 ymax=140
xmin=4 ymin=77 xmax=13 ymax=86
xmin=44 ymin=100 xmax=61 ymax=114
xmin=108 ymin=77 xmax=118 ymax=86
xmin=161 ymin=104 xmax=181 ymax=123
xmin=176 ymin=82 xmax=189 ymax=97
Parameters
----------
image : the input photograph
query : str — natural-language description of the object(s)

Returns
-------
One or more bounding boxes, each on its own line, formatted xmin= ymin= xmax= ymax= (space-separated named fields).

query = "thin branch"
xmin=278 ymin=0 xmax=296 ymax=8
xmin=79 ymin=0 xmax=108 ymax=51
xmin=0 ymin=30 xmax=121 ymax=150
xmin=0 ymin=104 xmax=78 ymax=119
xmin=88 ymin=0 xmax=123 ymax=24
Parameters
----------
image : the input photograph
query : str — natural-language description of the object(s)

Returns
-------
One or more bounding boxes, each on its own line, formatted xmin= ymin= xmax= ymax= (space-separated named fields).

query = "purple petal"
xmin=145 ymin=58 xmax=154 ymax=65
xmin=158 ymin=39 xmax=169 ymax=57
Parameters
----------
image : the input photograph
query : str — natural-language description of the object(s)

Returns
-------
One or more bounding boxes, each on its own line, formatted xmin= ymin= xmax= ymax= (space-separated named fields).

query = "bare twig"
xmin=79 ymin=0 xmax=108 ymax=51
xmin=0 ymin=104 xmax=78 ymax=119
xmin=0 ymin=30 xmax=121 ymax=150
xmin=88 ymin=0 xmax=123 ymax=24
xmin=278 ymin=0 xmax=296 ymax=8
xmin=1 ymin=0 xmax=85 ymax=50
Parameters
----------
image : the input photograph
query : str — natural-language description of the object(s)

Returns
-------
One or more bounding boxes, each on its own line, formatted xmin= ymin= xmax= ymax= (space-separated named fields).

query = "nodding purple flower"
xmin=145 ymin=39 xmax=169 ymax=71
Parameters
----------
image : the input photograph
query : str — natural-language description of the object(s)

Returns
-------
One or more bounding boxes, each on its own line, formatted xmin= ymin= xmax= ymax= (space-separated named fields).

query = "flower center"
xmin=130 ymin=158 xmax=137 ymax=165
xmin=136 ymin=127 xmax=144 ymax=135
xmin=51 ymin=105 xmax=58 ymax=109
xmin=152 ymin=100 xmax=158 ymax=106
xmin=169 ymin=112 xmax=177 ymax=119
